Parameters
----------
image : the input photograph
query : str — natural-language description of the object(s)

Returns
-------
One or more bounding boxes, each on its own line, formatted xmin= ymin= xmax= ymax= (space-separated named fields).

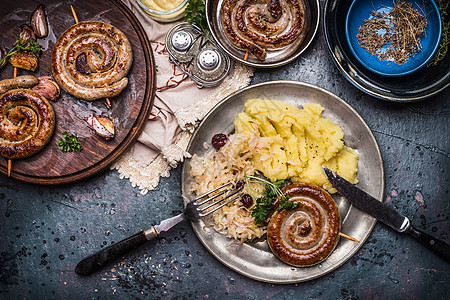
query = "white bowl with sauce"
xmin=136 ymin=0 xmax=188 ymax=22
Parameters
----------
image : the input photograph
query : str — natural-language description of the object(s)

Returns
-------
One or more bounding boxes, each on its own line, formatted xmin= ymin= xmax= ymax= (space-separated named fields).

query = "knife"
xmin=75 ymin=213 xmax=186 ymax=276
xmin=322 ymin=166 xmax=450 ymax=263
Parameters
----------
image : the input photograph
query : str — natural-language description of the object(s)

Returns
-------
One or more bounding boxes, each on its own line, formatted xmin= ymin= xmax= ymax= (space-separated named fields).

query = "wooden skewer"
xmin=105 ymin=98 xmax=112 ymax=108
xmin=7 ymin=159 xmax=12 ymax=177
xmin=339 ymin=232 xmax=360 ymax=243
xmin=13 ymin=67 xmax=17 ymax=78
xmin=243 ymin=52 xmax=249 ymax=61
xmin=70 ymin=5 xmax=79 ymax=24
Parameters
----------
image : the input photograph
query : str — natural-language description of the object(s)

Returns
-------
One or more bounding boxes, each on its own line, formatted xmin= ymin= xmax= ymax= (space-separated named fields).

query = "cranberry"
xmin=236 ymin=180 xmax=245 ymax=189
xmin=240 ymin=194 xmax=253 ymax=209
xmin=211 ymin=133 xmax=228 ymax=149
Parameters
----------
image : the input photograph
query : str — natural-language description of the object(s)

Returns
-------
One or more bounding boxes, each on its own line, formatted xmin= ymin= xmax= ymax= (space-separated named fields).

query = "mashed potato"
xmin=234 ymin=99 xmax=358 ymax=193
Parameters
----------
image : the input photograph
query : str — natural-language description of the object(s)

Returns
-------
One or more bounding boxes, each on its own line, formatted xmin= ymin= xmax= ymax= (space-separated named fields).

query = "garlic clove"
xmin=31 ymin=5 xmax=48 ymax=38
xmin=83 ymin=115 xmax=115 ymax=140
xmin=14 ymin=25 xmax=36 ymax=47
xmin=31 ymin=76 xmax=60 ymax=101
xmin=96 ymin=116 xmax=115 ymax=136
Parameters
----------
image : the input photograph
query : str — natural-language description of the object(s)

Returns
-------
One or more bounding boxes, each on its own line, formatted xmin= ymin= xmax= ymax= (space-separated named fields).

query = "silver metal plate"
xmin=205 ymin=0 xmax=320 ymax=68
xmin=181 ymin=81 xmax=385 ymax=283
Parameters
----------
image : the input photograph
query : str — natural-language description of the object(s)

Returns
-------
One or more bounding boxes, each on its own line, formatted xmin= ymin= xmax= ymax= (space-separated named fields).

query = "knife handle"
xmin=408 ymin=226 xmax=450 ymax=263
xmin=75 ymin=227 xmax=158 ymax=275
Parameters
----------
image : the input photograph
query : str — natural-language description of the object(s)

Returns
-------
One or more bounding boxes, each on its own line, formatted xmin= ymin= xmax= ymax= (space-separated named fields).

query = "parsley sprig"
xmin=0 ymin=36 xmax=41 ymax=68
xmin=278 ymin=195 xmax=299 ymax=210
xmin=58 ymin=131 xmax=83 ymax=152
xmin=185 ymin=0 xmax=208 ymax=35
xmin=245 ymin=175 xmax=299 ymax=224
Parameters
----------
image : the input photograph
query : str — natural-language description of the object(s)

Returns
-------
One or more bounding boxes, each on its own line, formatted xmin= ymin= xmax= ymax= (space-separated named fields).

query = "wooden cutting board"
xmin=0 ymin=0 xmax=156 ymax=184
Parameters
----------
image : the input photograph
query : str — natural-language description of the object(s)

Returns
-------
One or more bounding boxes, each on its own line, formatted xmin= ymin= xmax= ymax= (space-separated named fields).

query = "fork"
xmin=75 ymin=182 xmax=244 ymax=275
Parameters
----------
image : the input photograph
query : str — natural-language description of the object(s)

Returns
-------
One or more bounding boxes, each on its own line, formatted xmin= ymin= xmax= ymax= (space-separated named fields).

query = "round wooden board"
xmin=0 ymin=0 xmax=156 ymax=184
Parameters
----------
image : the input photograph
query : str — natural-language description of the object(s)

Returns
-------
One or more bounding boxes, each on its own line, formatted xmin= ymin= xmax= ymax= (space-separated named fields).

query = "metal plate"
xmin=206 ymin=0 xmax=320 ymax=68
xmin=181 ymin=81 xmax=384 ymax=283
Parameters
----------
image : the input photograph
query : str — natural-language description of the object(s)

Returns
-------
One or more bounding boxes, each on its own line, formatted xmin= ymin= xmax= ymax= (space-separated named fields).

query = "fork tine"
xmin=194 ymin=182 xmax=233 ymax=201
xmin=196 ymin=187 xmax=229 ymax=206
xmin=198 ymin=187 xmax=242 ymax=212
xmin=199 ymin=192 xmax=242 ymax=218
xmin=187 ymin=181 xmax=244 ymax=220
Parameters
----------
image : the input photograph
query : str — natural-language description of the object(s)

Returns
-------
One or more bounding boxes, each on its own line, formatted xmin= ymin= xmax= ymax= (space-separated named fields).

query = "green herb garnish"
xmin=185 ymin=0 xmax=208 ymax=35
xmin=245 ymin=175 xmax=298 ymax=224
xmin=58 ymin=131 xmax=83 ymax=152
xmin=0 ymin=36 xmax=41 ymax=67
xmin=278 ymin=195 xmax=299 ymax=211
xmin=251 ymin=190 xmax=276 ymax=225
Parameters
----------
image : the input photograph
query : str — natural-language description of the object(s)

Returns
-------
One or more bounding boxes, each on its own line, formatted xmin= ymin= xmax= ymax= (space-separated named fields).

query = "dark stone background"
xmin=1 ymin=1 xmax=449 ymax=299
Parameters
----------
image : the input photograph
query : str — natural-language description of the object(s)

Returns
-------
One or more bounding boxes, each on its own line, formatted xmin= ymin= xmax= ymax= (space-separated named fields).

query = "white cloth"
xmin=111 ymin=0 xmax=254 ymax=194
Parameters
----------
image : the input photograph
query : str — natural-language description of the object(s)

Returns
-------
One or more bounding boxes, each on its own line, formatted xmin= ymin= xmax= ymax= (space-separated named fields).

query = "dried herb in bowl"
xmin=357 ymin=0 xmax=428 ymax=65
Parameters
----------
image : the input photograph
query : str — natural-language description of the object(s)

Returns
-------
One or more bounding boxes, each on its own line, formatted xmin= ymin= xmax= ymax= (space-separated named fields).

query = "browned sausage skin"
xmin=221 ymin=0 xmax=306 ymax=60
xmin=0 ymin=75 xmax=39 ymax=95
xmin=0 ymin=89 xmax=55 ymax=159
xmin=267 ymin=183 xmax=340 ymax=267
xmin=52 ymin=21 xmax=133 ymax=101
xmin=222 ymin=0 xmax=266 ymax=59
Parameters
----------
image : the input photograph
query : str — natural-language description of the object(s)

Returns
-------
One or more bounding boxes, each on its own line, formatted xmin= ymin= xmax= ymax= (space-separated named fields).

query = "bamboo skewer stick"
xmin=70 ymin=5 xmax=111 ymax=108
xmin=339 ymin=232 xmax=360 ymax=243
xmin=13 ymin=67 xmax=17 ymax=78
xmin=243 ymin=52 xmax=249 ymax=61
xmin=7 ymin=159 xmax=12 ymax=177
xmin=70 ymin=5 xmax=79 ymax=24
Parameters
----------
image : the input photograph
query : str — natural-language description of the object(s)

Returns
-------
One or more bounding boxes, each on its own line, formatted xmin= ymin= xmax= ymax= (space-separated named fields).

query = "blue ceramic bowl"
xmin=345 ymin=0 xmax=442 ymax=77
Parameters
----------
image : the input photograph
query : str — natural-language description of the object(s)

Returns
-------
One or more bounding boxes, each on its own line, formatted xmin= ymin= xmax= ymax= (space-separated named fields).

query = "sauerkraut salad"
xmin=189 ymin=131 xmax=277 ymax=243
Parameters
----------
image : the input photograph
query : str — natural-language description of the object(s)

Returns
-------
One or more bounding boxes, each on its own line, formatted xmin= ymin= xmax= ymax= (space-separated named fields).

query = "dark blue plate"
xmin=324 ymin=0 xmax=450 ymax=102
xmin=345 ymin=0 xmax=441 ymax=77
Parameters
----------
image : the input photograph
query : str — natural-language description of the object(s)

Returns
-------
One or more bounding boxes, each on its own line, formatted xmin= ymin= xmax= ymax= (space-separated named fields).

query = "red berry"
xmin=211 ymin=133 xmax=228 ymax=149
xmin=236 ymin=180 xmax=245 ymax=189
xmin=241 ymin=194 xmax=253 ymax=209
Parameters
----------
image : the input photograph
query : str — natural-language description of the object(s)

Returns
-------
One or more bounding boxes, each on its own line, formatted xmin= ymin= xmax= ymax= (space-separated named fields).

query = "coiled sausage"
xmin=267 ymin=183 xmax=340 ymax=267
xmin=52 ymin=21 xmax=133 ymax=101
xmin=221 ymin=0 xmax=306 ymax=60
xmin=0 ymin=89 xmax=55 ymax=159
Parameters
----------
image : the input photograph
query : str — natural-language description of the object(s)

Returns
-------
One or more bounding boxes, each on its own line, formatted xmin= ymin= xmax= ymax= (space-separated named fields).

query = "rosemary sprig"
xmin=0 ymin=36 xmax=41 ymax=67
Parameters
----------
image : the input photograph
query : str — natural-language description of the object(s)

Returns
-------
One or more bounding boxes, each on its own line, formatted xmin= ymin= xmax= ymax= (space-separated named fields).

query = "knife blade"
xmin=75 ymin=213 xmax=186 ymax=276
xmin=153 ymin=213 xmax=186 ymax=234
xmin=322 ymin=166 xmax=450 ymax=263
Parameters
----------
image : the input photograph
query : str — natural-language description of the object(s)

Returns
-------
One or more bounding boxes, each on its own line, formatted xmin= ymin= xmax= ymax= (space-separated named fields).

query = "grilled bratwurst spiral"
xmin=52 ymin=21 xmax=133 ymax=101
xmin=221 ymin=0 xmax=306 ymax=60
xmin=0 ymin=89 xmax=55 ymax=159
xmin=267 ymin=183 xmax=340 ymax=267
